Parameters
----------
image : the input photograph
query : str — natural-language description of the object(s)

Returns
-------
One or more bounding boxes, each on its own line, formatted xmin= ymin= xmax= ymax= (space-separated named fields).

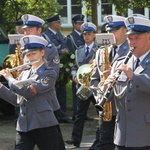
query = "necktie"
xmin=85 ymin=47 xmax=89 ymax=56
xmin=56 ymin=33 xmax=59 ymax=40
xmin=109 ymin=46 xmax=118 ymax=62
xmin=134 ymin=58 xmax=140 ymax=70
xmin=112 ymin=46 xmax=117 ymax=58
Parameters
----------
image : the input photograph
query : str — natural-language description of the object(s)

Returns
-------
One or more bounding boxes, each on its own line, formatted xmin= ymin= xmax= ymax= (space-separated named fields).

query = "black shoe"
xmin=58 ymin=118 xmax=73 ymax=124
xmin=85 ymin=116 xmax=94 ymax=121
xmin=65 ymin=139 xmax=80 ymax=147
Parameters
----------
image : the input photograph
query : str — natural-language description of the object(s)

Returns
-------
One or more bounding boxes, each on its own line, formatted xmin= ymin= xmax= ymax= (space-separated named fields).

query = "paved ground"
xmin=0 ymin=104 xmax=98 ymax=150
xmin=65 ymin=135 xmax=95 ymax=150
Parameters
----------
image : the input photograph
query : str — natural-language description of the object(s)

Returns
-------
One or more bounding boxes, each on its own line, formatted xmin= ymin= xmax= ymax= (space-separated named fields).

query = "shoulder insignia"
xmin=145 ymin=58 xmax=150 ymax=64
xmin=53 ymin=56 xmax=60 ymax=64
xmin=47 ymin=44 xmax=52 ymax=48
xmin=41 ymin=76 xmax=50 ymax=86
xmin=77 ymin=45 xmax=84 ymax=50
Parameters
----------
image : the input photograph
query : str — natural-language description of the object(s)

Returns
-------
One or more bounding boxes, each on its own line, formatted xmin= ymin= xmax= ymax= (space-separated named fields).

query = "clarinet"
xmin=95 ymin=47 xmax=134 ymax=111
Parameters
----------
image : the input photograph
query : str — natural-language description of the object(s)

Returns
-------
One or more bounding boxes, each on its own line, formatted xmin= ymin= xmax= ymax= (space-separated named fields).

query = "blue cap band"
xmin=23 ymin=21 xmax=42 ymax=27
xmin=83 ymin=27 xmax=95 ymax=31
xmin=127 ymin=25 xmax=150 ymax=32
xmin=24 ymin=43 xmax=45 ymax=49
xmin=107 ymin=21 xmax=125 ymax=27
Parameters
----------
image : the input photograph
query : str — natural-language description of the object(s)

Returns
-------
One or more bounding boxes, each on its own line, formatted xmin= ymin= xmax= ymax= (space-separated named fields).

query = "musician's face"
xmin=108 ymin=27 xmax=127 ymax=45
xmin=23 ymin=27 xmax=42 ymax=36
xmin=25 ymin=49 xmax=45 ymax=67
xmin=74 ymin=22 xmax=84 ymax=32
xmin=83 ymin=31 xmax=95 ymax=45
xmin=127 ymin=33 xmax=150 ymax=57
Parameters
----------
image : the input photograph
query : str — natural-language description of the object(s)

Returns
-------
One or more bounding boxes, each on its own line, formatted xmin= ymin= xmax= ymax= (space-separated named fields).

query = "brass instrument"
xmin=76 ymin=47 xmax=98 ymax=101
xmin=96 ymin=44 xmax=112 ymax=122
xmin=2 ymin=44 xmax=23 ymax=78
xmin=76 ymin=64 xmax=93 ymax=100
xmin=94 ymin=33 xmax=116 ymax=122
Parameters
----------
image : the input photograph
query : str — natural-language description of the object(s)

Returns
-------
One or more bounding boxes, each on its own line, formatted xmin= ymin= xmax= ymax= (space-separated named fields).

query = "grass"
xmin=66 ymin=81 xmax=73 ymax=106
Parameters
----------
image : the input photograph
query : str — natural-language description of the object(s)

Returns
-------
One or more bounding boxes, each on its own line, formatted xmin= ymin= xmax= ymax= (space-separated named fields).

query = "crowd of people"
xmin=0 ymin=12 xmax=150 ymax=150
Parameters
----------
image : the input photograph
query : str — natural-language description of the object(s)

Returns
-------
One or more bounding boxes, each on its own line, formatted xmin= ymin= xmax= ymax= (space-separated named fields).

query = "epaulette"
xmin=47 ymin=43 xmax=53 ymax=48
xmin=76 ymin=45 xmax=84 ymax=50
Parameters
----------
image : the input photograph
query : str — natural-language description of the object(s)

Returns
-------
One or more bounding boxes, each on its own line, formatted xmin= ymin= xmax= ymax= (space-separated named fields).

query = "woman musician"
xmin=0 ymin=35 xmax=59 ymax=150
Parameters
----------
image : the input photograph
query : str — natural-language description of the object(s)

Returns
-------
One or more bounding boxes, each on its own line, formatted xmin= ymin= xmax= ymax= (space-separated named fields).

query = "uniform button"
xmin=127 ymin=108 xmax=131 ymax=111
xmin=128 ymin=89 xmax=131 ymax=92
xmin=127 ymin=99 xmax=130 ymax=102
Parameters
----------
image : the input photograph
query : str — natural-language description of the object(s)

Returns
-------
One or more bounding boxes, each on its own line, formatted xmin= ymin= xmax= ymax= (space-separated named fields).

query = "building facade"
xmin=58 ymin=0 xmax=150 ymax=30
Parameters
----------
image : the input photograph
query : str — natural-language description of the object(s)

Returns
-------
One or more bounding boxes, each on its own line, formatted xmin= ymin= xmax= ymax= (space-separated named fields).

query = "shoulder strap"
xmin=42 ymin=33 xmax=52 ymax=43
xmin=69 ymin=34 xmax=78 ymax=49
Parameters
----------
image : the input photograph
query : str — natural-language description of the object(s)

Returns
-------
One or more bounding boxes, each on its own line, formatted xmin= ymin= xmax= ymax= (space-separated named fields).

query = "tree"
xmin=102 ymin=0 xmax=150 ymax=16
xmin=0 ymin=0 xmax=62 ymax=33
xmin=77 ymin=0 xmax=150 ymax=27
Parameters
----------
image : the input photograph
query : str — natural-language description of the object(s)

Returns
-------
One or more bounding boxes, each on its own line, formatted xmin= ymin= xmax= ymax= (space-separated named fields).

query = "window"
xmin=71 ymin=0 xmax=82 ymax=18
xmin=101 ymin=3 xmax=112 ymax=22
xmin=133 ymin=7 xmax=144 ymax=15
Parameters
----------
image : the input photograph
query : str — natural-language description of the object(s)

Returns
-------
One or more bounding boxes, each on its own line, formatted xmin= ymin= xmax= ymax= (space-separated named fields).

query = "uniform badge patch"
xmin=53 ymin=56 xmax=60 ymax=64
xmin=145 ymin=59 xmax=150 ymax=64
xmin=41 ymin=76 xmax=50 ymax=86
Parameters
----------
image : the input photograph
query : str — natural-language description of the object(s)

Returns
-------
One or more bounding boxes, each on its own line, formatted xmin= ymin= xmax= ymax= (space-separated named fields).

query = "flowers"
xmin=56 ymin=52 xmax=75 ymax=87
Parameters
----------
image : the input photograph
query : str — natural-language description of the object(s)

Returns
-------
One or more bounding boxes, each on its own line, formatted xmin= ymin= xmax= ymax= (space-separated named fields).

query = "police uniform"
xmin=43 ymin=14 xmax=70 ymax=123
xmin=22 ymin=14 xmax=60 ymax=78
xmin=43 ymin=14 xmax=68 ymax=55
xmin=9 ymin=20 xmax=23 ymax=54
xmin=0 ymin=35 xmax=59 ymax=150
xmin=21 ymin=14 xmax=66 ymax=150
xmin=90 ymin=15 xmax=129 ymax=150
xmin=65 ymin=22 xmax=97 ymax=147
xmin=113 ymin=15 xmax=150 ymax=150
xmin=65 ymin=14 xmax=85 ymax=52
xmin=65 ymin=14 xmax=85 ymax=121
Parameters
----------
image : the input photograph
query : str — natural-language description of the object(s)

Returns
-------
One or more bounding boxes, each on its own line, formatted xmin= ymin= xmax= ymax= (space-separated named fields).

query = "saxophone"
xmin=2 ymin=44 xmax=24 ymax=78
xmin=97 ymin=44 xmax=112 ymax=121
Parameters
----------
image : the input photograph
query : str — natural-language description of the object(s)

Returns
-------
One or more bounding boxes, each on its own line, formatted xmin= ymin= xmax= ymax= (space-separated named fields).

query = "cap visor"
xmin=22 ymin=25 xmax=34 ymax=29
xmin=106 ymin=26 xmax=123 ymax=32
xmin=22 ymin=48 xmax=40 ymax=54
xmin=126 ymin=30 xmax=147 ymax=35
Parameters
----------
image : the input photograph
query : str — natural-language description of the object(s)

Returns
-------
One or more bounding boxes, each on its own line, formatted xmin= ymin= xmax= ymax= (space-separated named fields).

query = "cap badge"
xmin=23 ymin=14 xmax=29 ymax=23
xmin=128 ymin=17 xmax=135 ymax=24
xmin=23 ymin=37 xmax=29 ymax=44
xmin=107 ymin=16 xmax=113 ymax=22
xmin=84 ymin=22 xmax=88 ymax=28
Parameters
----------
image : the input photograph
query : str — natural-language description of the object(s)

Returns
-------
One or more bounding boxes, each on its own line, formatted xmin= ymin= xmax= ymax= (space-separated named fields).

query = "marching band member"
xmin=65 ymin=22 xmax=97 ymax=147
xmin=0 ymin=35 xmax=59 ymax=150
xmin=90 ymin=15 xmax=129 ymax=150
xmin=103 ymin=14 xmax=150 ymax=150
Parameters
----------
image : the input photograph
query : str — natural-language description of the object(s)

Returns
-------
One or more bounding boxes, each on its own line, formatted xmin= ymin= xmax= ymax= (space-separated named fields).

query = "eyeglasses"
xmin=54 ymin=21 xmax=61 ymax=24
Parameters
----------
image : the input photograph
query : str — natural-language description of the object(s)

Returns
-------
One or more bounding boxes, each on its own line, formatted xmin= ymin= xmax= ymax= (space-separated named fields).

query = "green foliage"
xmin=0 ymin=0 xmax=62 ymax=33
xmin=78 ymin=0 xmax=150 ymax=16
xmin=56 ymin=52 xmax=75 ymax=87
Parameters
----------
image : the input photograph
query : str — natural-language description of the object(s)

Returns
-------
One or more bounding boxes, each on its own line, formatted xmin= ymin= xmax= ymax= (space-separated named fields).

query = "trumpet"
xmin=95 ymin=48 xmax=134 ymax=111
